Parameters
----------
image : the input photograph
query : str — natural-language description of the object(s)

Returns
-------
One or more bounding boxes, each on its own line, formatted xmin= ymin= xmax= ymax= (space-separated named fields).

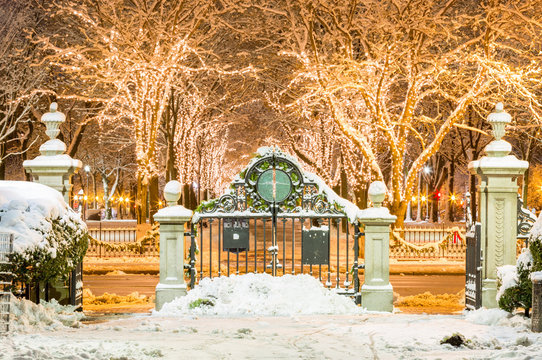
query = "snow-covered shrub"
xmin=497 ymin=213 xmax=542 ymax=316
xmin=0 ymin=181 xmax=88 ymax=284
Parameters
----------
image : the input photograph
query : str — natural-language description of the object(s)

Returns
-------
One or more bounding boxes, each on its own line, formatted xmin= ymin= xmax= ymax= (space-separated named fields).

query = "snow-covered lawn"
xmin=2 ymin=274 xmax=541 ymax=359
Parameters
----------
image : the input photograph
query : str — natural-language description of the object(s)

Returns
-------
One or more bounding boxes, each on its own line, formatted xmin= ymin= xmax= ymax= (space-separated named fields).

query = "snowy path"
xmin=1 ymin=313 xmax=540 ymax=360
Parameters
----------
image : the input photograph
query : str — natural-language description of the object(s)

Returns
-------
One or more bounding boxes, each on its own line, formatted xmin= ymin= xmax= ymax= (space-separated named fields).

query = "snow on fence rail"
xmin=0 ymin=233 xmax=13 ymax=334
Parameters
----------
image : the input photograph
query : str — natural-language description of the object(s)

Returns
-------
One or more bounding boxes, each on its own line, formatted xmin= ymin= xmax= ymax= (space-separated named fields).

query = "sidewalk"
xmin=83 ymin=257 xmax=465 ymax=276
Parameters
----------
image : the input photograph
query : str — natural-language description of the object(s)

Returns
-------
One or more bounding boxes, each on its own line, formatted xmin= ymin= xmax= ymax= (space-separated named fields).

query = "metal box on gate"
xmin=223 ymin=218 xmax=250 ymax=252
xmin=302 ymin=226 xmax=330 ymax=265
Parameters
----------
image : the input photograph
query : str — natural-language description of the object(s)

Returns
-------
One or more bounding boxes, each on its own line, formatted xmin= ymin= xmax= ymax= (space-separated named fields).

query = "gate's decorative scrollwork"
xmin=517 ymin=194 xmax=537 ymax=239
xmin=194 ymin=147 xmax=351 ymax=221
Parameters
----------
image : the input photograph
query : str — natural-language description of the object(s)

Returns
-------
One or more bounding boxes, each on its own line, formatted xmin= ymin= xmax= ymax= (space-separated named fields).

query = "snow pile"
xmin=496 ymin=265 xmax=518 ymax=301
xmin=531 ymin=271 xmax=542 ymax=281
xmin=8 ymin=295 xmax=84 ymax=332
xmin=465 ymin=308 xmax=529 ymax=328
xmin=0 ymin=181 xmax=86 ymax=255
xmin=155 ymin=273 xmax=362 ymax=316
xmin=1 ymin=334 xmax=164 ymax=360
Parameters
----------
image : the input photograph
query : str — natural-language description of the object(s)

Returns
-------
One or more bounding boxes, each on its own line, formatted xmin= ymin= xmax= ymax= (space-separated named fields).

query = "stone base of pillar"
xmin=155 ymin=283 xmax=187 ymax=311
xmin=482 ymin=279 xmax=498 ymax=308
xmin=361 ymin=284 xmax=393 ymax=312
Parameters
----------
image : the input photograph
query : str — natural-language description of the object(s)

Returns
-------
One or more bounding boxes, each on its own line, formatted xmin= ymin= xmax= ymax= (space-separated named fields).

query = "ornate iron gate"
xmin=465 ymin=223 xmax=482 ymax=310
xmin=0 ymin=233 xmax=13 ymax=334
xmin=189 ymin=148 xmax=362 ymax=302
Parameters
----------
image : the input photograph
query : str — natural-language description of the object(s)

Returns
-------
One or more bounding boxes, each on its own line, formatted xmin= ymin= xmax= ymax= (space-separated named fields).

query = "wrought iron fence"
xmin=0 ymin=233 xmax=13 ymax=334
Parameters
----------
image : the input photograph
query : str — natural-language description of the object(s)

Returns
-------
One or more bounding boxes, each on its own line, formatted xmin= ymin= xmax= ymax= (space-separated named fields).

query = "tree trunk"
xmin=149 ymin=175 xmax=159 ymax=222
xmin=392 ymin=200 xmax=408 ymax=229
xmin=189 ymin=185 xmax=197 ymax=210
xmin=470 ymin=174 xmax=477 ymax=221
xmin=137 ymin=175 xmax=148 ymax=224
xmin=165 ymin=138 xmax=178 ymax=183
xmin=353 ymin=186 xmax=367 ymax=210
xmin=0 ymin=144 xmax=5 ymax=180
xmin=431 ymin=198 xmax=439 ymax=223
xmin=102 ymin=177 xmax=111 ymax=220
xmin=182 ymin=183 xmax=190 ymax=208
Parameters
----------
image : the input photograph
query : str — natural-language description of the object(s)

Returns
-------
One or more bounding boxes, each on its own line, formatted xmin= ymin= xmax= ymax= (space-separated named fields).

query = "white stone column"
xmin=155 ymin=180 xmax=193 ymax=311
xmin=469 ymin=103 xmax=528 ymax=308
xmin=358 ymin=181 xmax=396 ymax=312
xmin=23 ymin=103 xmax=82 ymax=204
xmin=22 ymin=102 xmax=82 ymax=304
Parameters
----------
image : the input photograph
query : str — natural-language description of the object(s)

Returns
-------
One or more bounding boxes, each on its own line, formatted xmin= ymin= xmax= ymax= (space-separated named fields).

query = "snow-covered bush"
xmin=497 ymin=213 xmax=542 ymax=316
xmin=0 ymin=181 xmax=88 ymax=284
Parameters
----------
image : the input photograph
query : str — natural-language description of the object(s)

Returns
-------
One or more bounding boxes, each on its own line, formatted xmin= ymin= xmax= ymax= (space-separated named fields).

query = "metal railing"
xmin=85 ymin=221 xmax=158 ymax=257
xmin=0 ymin=233 xmax=13 ymax=334
xmin=390 ymin=225 xmax=467 ymax=260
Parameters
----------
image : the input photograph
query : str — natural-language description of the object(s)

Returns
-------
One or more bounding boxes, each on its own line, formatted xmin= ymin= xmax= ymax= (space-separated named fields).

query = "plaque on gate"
xmin=302 ymin=226 xmax=330 ymax=265
xmin=223 ymin=218 xmax=250 ymax=252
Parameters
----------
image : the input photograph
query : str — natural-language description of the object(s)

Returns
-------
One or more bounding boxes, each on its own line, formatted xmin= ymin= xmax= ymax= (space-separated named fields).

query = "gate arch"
xmin=189 ymin=147 xmax=362 ymax=302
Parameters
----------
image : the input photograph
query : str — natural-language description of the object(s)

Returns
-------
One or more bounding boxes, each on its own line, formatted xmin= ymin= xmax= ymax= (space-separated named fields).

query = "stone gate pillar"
xmin=358 ymin=181 xmax=396 ymax=312
xmin=23 ymin=103 xmax=82 ymax=304
xmin=155 ymin=180 xmax=193 ymax=311
xmin=469 ymin=103 xmax=528 ymax=308
xmin=23 ymin=103 xmax=82 ymax=204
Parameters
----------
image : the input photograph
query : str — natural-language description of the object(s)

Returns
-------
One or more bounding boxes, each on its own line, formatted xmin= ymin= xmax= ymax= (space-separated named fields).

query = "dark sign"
xmin=302 ymin=227 xmax=330 ymax=265
xmin=223 ymin=218 xmax=250 ymax=252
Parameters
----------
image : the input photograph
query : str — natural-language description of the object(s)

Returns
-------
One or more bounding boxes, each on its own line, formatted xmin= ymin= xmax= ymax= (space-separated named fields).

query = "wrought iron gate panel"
xmin=0 ymin=233 xmax=13 ymax=334
xmin=190 ymin=148 xmax=361 ymax=299
xmin=465 ymin=223 xmax=482 ymax=310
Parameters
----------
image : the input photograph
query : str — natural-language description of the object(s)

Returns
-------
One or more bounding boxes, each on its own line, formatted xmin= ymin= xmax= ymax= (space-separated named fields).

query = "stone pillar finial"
xmin=487 ymin=102 xmax=511 ymax=141
xmin=23 ymin=103 xmax=82 ymax=204
xmin=164 ymin=180 xmax=182 ymax=207
xmin=368 ymin=181 xmax=386 ymax=208
xmin=41 ymin=102 xmax=66 ymax=140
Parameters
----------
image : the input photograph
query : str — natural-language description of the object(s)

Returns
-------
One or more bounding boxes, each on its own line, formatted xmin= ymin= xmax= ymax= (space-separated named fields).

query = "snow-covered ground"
xmin=1 ymin=309 xmax=540 ymax=359
xmin=2 ymin=274 xmax=541 ymax=359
